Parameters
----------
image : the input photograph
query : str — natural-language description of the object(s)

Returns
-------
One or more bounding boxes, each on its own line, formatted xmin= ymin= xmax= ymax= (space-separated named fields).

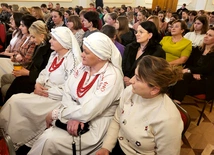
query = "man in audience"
xmin=40 ymin=4 xmax=50 ymax=22
xmin=177 ymin=3 xmax=188 ymax=19
xmin=209 ymin=11 xmax=214 ymax=28
xmin=55 ymin=3 xmax=60 ymax=11
xmin=0 ymin=3 xmax=11 ymax=24
xmin=47 ymin=2 xmax=53 ymax=10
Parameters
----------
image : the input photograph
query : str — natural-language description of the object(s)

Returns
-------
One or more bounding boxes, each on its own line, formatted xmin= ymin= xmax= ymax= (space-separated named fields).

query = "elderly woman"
xmin=96 ymin=55 xmax=183 ymax=155
xmin=160 ymin=20 xmax=192 ymax=66
xmin=2 ymin=20 xmax=52 ymax=102
xmin=122 ymin=21 xmax=165 ymax=86
xmin=0 ymin=27 xmax=82 ymax=154
xmin=28 ymin=32 xmax=124 ymax=155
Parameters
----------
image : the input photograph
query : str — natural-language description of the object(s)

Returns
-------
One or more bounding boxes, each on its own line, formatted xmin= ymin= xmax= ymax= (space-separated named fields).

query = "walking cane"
xmin=72 ymin=136 xmax=77 ymax=155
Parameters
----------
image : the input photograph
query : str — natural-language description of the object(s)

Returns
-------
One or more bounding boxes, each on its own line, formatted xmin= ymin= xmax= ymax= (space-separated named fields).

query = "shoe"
xmin=16 ymin=145 xmax=31 ymax=155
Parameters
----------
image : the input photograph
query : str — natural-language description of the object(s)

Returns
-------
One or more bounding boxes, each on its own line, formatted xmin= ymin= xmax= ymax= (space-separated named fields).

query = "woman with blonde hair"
xmin=18 ymin=6 xmax=30 ymax=15
xmin=147 ymin=15 xmax=162 ymax=41
xmin=31 ymin=6 xmax=44 ymax=22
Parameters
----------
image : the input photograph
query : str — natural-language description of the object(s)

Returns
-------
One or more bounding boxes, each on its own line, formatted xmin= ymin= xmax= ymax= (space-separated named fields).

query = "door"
xmin=152 ymin=0 xmax=178 ymax=12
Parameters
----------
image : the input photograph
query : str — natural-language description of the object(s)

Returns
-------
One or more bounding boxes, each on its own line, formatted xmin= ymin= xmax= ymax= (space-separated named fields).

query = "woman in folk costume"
xmin=0 ymin=27 xmax=82 ymax=152
xmin=28 ymin=32 xmax=124 ymax=155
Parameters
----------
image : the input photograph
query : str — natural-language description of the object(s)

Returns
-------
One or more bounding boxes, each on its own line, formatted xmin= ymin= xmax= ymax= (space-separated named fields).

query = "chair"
xmin=0 ymin=22 xmax=6 ymax=52
xmin=191 ymin=94 xmax=214 ymax=126
xmin=0 ymin=128 xmax=16 ymax=155
xmin=173 ymin=101 xmax=191 ymax=145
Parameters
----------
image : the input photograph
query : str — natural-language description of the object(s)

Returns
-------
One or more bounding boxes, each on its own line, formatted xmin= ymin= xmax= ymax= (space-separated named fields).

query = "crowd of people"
xmin=0 ymin=1 xmax=214 ymax=155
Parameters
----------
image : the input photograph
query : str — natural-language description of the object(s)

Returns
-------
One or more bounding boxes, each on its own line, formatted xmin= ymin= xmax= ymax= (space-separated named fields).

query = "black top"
xmin=185 ymin=47 xmax=214 ymax=77
xmin=120 ymin=28 xmax=136 ymax=46
xmin=122 ymin=41 xmax=166 ymax=78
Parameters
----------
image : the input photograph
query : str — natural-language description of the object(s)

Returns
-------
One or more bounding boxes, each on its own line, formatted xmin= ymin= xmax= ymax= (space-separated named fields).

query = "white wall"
xmin=2 ymin=0 xmax=214 ymax=11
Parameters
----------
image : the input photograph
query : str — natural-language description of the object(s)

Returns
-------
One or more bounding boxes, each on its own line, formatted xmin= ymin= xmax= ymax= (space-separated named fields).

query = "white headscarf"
xmin=51 ymin=27 xmax=82 ymax=63
xmin=83 ymin=32 xmax=123 ymax=75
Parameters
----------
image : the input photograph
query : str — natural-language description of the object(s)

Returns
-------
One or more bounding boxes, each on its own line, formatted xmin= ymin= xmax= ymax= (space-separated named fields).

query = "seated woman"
xmin=160 ymin=19 xmax=192 ymax=66
xmin=0 ymin=12 xmax=24 ymax=58
xmin=96 ymin=55 xmax=183 ymax=155
xmin=184 ymin=15 xmax=209 ymax=47
xmin=171 ymin=28 xmax=214 ymax=104
xmin=66 ymin=15 xmax=85 ymax=47
xmin=0 ymin=27 xmax=82 ymax=153
xmin=0 ymin=15 xmax=37 ymax=86
xmin=122 ymin=21 xmax=165 ymax=86
xmin=28 ymin=32 xmax=124 ymax=155
xmin=82 ymin=11 xmax=100 ymax=38
xmin=105 ymin=12 xmax=118 ymax=27
xmin=2 ymin=20 xmax=53 ymax=102
xmin=133 ymin=10 xmax=148 ymax=31
xmin=115 ymin=16 xmax=136 ymax=46
xmin=46 ymin=9 xmax=66 ymax=31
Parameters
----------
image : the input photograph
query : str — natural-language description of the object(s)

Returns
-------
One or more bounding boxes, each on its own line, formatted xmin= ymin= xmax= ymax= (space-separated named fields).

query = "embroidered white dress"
xmin=102 ymin=86 xmax=183 ymax=155
xmin=28 ymin=62 xmax=124 ymax=155
xmin=0 ymin=50 xmax=80 ymax=149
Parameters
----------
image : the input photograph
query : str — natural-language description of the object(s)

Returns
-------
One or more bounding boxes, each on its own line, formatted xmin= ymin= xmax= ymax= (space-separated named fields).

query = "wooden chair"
xmin=173 ymin=101 xmax=191 ymax=145
xmin=191 ymin=94 xmax=214 ymax=126
xmin=0 ymin=128 xmax=16 ymax=155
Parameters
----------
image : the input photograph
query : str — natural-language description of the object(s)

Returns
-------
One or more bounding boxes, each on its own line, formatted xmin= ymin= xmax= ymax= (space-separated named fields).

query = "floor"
xmin=180 ymin=96 xmax=214 ymax=155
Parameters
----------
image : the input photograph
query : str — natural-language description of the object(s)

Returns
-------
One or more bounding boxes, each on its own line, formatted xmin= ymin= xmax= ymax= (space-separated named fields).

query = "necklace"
xmin=49 ymin=57 xmax=64 ymax=72
xmin=77 ymin=72 xmax=99 ymax=98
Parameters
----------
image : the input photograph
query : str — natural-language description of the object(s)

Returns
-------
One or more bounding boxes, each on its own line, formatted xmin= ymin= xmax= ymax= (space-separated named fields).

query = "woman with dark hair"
xmin=115 ymin=16 xmax=136 ymax=46
xmin=184 ymin=15 xmax=209 ymax=47
xmin=63 ymin=10 xmax=71 ymax=25
xmin=158 ymin=11 xmax=167 ymax=35
xmin=46 ymin=9 xmax=66 ymax=31
xmin=171 ymin=27 xmax=214 ymax=104
xmin=67 ymin=15 xmax=85 ymax=46
xmin=122 ymin=21 xmax=165 ymax=86
xmin=0 ymin=12 xmax=24 ymax=57
xmin=96 ymin=55 xmax=183 ymax=155
xmin=82 ymin=11 xmax=100 ymax=37
xmin=0 ymin=14 xmax=36 ymax=87
xmin=160 ymin=19 xmax=192 ymax=66
xmin=133 ymin=10 xmax=148 ymax=31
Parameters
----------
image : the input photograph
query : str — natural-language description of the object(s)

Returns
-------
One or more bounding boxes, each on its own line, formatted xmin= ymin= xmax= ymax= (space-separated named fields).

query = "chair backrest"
xmin=0 ymin=22 xmax=7 ymax=52
xmin=0 ymin=128 xmax=16 ymax=155
xmin=173 ymin=101 xmax=191 ymax=137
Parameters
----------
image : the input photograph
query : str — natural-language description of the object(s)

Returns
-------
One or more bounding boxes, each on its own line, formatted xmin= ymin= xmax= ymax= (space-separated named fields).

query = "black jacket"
xmin=122 ymin=41 xmax=166 ymax=78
